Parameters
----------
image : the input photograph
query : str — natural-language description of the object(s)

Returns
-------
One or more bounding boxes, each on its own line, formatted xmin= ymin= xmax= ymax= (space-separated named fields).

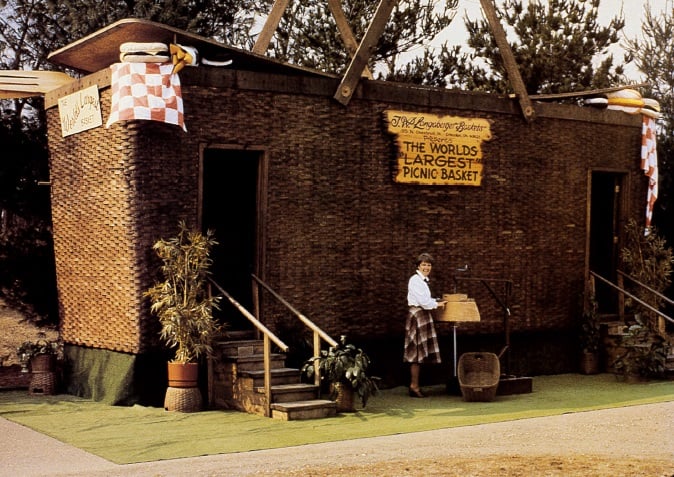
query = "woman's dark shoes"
xmin=408 ymin=387 xmax=426 ymax=398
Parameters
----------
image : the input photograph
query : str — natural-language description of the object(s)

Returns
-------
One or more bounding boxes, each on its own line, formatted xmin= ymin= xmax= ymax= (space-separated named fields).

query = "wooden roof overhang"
xmin=47 ymin=17 xmax=335 ymax=79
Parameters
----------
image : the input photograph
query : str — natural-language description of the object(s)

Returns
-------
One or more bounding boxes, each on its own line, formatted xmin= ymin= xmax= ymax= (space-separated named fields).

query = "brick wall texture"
xmin=46 ymin=69 xmax=646 ymax=369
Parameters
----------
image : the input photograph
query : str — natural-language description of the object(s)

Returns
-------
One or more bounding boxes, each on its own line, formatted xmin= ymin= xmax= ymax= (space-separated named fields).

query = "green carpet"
xmin=1 ymin=373 xmax=673 ymax=464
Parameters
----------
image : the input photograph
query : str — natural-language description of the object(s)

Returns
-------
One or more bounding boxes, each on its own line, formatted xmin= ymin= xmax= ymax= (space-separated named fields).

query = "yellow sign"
xmin=385 ymin=110 xmax=492 ymax=186
xmin=58 ymin=84 xmax=102 ymax=137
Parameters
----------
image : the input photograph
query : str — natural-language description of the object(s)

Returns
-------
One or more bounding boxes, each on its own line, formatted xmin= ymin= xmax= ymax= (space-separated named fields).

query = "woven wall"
xmin=179 ymin=71 xmax=645 ymax=344
xmin=45 ymin=69 xmax=645 ymax=359
xmin=46 ymin=93 xmax=195 ymax=354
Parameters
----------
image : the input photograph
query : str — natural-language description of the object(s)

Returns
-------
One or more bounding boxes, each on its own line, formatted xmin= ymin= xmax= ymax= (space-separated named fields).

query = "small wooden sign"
xmin=58 ymin=84 xmax=102 ymax=137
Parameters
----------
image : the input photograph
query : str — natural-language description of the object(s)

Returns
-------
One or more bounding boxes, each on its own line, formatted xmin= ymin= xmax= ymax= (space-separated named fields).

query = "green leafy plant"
xmin=613 ymin=314 xmax=668 ymax=379
xmin=615 ymin=219 xmax=672 ymax=379
xmin=579 ymin=292 xmax=601 ymax=354
xmin=144 ymin=221 xmax=223 ymax=364
xmin=16 ymin=337 xmax=63 ymax=372
xmin=301 ymin=335 xmax=379 ymax=408
xmin=620 ymin=219 xmax=673 ymax=331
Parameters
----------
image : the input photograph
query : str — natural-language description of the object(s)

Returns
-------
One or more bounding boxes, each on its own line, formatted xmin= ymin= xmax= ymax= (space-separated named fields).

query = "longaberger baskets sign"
xmin=385 ymin=110 xmax=492 ymax=186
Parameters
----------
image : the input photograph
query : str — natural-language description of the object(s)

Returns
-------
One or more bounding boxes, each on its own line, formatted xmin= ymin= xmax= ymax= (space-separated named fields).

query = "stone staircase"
xmin=666 ymin=352 xmax=674 ymax=379
xmin=208 ymin=338 xmax=336 ymax=420
xmin=601 ymin=319 xmax=674 ymax=378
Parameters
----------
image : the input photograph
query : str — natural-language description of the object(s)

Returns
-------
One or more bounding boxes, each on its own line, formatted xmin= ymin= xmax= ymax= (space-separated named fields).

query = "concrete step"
xmin=255 ymin=382 xmax=320 ymax=403
xmin=270 ymin=399 xmax=337 ymax=421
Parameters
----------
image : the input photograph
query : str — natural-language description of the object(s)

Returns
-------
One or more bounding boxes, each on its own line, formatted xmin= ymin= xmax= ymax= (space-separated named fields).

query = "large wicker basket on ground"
xmin=457 ymin=352 xmax=500 ymax=402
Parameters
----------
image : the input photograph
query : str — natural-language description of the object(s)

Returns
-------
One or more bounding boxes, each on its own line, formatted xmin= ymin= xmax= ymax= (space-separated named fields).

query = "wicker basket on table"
xmin=457 ymin=352 xmax=500 ymax=402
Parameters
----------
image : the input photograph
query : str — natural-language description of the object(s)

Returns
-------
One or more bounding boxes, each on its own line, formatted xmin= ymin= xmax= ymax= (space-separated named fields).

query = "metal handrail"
xmin=617 ymin=270 xmax=674 ymax=308
xmin=590 ymin=271 xmax=674 ymax=325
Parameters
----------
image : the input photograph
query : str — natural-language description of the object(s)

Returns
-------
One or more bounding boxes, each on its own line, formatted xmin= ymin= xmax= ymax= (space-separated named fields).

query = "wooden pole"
xmin=334 ymin=0 xmax=398 ymax=105
xmin=252 ymin=0 xmax=291 ymax=55
xmin=327 ymin=0 xmax=373 ymax=79
xmin=479 ymin=0 xmax=535 ymax=122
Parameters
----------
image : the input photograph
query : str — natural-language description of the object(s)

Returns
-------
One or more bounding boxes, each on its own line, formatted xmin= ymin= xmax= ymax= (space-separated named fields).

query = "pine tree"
xmin=438 ymin=0 xmax=627 ymax=94
xmin=261 ymin=0 xmax=458 ymax=79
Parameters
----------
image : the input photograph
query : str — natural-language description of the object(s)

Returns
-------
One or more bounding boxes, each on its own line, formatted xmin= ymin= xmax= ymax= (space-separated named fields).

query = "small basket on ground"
xmin=457 ymin=352 xmax=500 ymax=402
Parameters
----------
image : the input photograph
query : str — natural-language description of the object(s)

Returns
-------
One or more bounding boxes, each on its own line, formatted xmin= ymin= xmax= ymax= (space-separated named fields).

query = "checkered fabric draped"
xmin=105 ymin=62 xmax=187 ymax=132
xmin=641 ymin=115 xmax=658 ymax=228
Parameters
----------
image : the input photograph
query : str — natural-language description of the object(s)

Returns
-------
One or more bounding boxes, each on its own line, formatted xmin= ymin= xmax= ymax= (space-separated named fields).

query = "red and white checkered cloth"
xmin=106 ymin=62 xmax=186 ymax=132
xmin=641 ymin=115 xmax=658 ymax=229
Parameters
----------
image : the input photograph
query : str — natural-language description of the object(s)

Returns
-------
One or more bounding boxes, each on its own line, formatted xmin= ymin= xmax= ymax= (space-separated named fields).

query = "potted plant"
xmin=613 ymin=314 xmax=668 ymax=382
xmin=145 ymin=221 xmax=222 ymax=406
xmin=579 ymin=291 xmax=601 ymax=374
xmin=17 ymin=337 xmax=62 ymax=374
xmin=301 ymin=335 xmax=379 ymax=412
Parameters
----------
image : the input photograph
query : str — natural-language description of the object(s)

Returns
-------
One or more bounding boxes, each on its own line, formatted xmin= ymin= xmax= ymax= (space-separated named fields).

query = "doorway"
xmin=201 ymin=148 xmax=263 ymax=329
xmin=588 ymin=171 xmax=625 ymax=314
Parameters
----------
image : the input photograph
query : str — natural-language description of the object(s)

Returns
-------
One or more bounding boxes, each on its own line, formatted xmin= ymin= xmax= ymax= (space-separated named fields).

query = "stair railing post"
xmin=617 ymin=273 xmax=625 ymax=321
xmin=313 ymin=331 xmax=321 ymax=389
xmin=264 ymin=334 xmax=272 ymax=417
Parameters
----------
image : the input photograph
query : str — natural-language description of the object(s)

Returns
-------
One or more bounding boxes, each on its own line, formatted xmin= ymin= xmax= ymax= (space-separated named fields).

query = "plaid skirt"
xmin=403 ymin=307 xmax=441 ymax=364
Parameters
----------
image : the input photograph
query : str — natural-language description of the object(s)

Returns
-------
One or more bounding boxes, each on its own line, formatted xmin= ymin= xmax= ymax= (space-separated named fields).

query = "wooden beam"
xmin=479 ymin=0 xmax=535 ymax=122
xmin=252 ymin=0 xmax=291 ymax=55
xmin=327 ymin=0 xmax=372 ymax=79
xmin=334 ymin=0 xmax=397 ymax=105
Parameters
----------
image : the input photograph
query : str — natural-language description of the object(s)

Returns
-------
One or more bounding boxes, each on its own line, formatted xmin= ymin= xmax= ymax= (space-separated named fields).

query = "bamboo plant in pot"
xmin=145 ymin=221 xmax=222 ymax=410
xmin=301 ymin=335 xmax=379 ymax=412
xmin=579 ymin=291 xmax=601 ymax=375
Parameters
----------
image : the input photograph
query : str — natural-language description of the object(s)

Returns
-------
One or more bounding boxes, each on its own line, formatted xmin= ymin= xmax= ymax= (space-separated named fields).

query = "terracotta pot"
xmin=624 ymin=373 xmax=647 ymax=384
xmin=167 ymin=362 xmax=199 ymax=388
xmin=579 ymin=351 xmax=600 ymax=375
xmin=333 ymin=383 xmax=356 ymax=413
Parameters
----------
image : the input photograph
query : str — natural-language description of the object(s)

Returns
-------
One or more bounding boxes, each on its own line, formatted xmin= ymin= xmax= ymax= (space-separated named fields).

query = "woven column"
xmin=164 ymin=386 xmax=203 ymax=412
xmin=29 ymin=372 xmax=56 ymax=395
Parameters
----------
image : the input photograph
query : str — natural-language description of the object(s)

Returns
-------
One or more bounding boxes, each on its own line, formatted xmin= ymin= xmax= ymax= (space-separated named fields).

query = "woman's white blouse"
xmin=407 ymin=271 xmax=438 ymax=309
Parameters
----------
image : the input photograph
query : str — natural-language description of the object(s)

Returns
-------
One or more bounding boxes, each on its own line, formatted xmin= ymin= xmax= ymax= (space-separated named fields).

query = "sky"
xmin=422 ymin=0 xmax=671 ymax=81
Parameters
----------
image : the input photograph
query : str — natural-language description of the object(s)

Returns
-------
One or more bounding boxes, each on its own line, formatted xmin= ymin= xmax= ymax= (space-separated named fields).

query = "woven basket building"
xmin=42 ymin=19 xmax=649 ymax=405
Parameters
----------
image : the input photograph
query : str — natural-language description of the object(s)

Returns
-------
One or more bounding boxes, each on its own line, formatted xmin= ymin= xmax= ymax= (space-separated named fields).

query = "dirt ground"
xmin=256 ymin=457 xmax=674 ymax=477
xmin=1 ymin=300 xmax=673 ymax=477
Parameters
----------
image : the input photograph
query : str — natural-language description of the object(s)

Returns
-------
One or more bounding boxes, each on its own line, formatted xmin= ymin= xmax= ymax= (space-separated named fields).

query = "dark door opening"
xmin=202 ymin=148 xmax=260 ymax=330
xmin=589 ymin=171 xmax=624 ymax=314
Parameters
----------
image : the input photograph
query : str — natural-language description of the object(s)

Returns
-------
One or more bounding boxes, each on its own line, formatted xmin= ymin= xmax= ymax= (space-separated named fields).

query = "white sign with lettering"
xmin=58 ymin=84 xmax=102 ymax=137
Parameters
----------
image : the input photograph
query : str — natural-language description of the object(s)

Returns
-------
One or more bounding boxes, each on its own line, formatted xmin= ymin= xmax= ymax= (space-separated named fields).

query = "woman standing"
xmin=404 ymin=252 xmax=445 ymax=398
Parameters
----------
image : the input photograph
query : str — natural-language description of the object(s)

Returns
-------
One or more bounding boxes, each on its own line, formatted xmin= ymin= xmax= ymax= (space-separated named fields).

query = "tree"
xmin=0 ymin=0 xmax=265 ymax=323
xmin=0 ymin=0 xmax=457 ymax=322
xmin=624 ymin=2 xmax=674 ymax=243
xmin=262 ymin=0 xmax=458 ymax=80
xmin=438 ymin=0 xmax=627 ymax=94
xmin=0 ymin=0 xmax=64 ymax=323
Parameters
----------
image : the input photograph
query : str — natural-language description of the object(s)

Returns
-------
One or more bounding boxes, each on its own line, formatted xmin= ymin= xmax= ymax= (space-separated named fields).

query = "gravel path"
xmin=3 ymin=400 xmax=673 ymax=476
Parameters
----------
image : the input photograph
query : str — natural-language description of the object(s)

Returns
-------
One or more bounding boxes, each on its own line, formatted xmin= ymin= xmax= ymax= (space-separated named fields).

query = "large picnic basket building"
xmin=43 ymin=19 xmax=648 ymax=405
